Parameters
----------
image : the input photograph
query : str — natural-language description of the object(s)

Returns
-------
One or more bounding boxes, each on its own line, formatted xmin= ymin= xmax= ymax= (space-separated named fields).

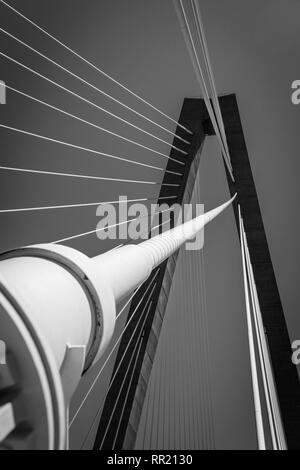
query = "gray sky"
xmin=0 ymin=0 xmax=299 ymax=449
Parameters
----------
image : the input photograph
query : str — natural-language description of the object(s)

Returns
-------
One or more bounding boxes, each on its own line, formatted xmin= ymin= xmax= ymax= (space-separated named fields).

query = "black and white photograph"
xmin=0 ymin=0 xmax=299 ymax=454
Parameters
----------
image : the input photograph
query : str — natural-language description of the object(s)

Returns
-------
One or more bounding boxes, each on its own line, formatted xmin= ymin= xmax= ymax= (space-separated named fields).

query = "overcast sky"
xmin=0 ymin=0 xmax=299 ymax=449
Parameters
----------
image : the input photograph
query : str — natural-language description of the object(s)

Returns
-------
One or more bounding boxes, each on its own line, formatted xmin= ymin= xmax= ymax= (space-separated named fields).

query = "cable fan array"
xmin=0 ymin=0 xmax=193 ymax=448
xmin=0 ymin=0 xmax=234 ymax=450
xmin=239 ymin=207 xmax=286 ymax=450
xmin=0 ymin=0 xmax=190 ymax=229
xmin=174 ymin=0 xmax=234 ymax=181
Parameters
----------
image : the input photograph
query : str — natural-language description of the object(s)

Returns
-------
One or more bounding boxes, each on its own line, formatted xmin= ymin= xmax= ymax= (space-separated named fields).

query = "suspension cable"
xmin=0 ymin=35 xmax=188 ymax=155
xmin=0 ymin=196 xmax=177 ymax=214
xmin=239 ymin=206 xmax=266 ymax=450
xmin=69 ymin=270 xmax=159 ymax=427
xmin=241 ymin=214 xmax=286 ymax=450
xmin=82 ymin=296 xmax=153 ymax=449
xmin=0 ymin=0 xmax=193 ymax=135
xmin=175 ymin=1 xmax=234 ymax=180
xmin=0 ymin=165 xmax=169 ymax=186
xmin=178 ymin=0 xmax=230 ymax=168
xmin=0 ymin=124 xmax=183 ymax=176
xmin=0 ymin=28 xmax=191 ymax=147
xmin=52 ymin=208 xmax=174 ymax=245
xmin=0 ymin=66 xmax=185 ymax=165
xmin=190 ymin=0 xmax=230 ymax=162
xmin=101 ymin=300 xmax=152 ymax=450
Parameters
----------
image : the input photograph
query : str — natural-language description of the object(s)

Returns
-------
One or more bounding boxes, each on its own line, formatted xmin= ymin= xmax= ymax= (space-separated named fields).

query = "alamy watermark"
xmin=291 ymin=80 xmax=300 ymax=105
xmin=291 ymin=340 xmax=300 ymax=366
xmin=95 ymin=196 xmax=205 ymax=251
xmin=0 ymin=340 xmax=6 ymax=365
xmin=0 ymin=80 xmax=6 ymax=104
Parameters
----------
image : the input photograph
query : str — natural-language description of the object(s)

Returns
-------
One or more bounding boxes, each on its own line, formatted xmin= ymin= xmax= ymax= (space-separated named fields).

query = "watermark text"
xmin=0 ymin=340 xmax=6 ymax=365
xmin=0 ymin=80 xmax=6 ymax=104
xmin=291 ymin=80 xmax=300 ymax=105
xmin=96 ymin=196 xmax=205 ymax=251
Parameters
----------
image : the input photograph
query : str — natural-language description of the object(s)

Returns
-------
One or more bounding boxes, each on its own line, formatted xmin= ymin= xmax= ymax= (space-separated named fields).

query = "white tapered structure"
xmin=0 ymin=194 xmax=235 ymax=449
